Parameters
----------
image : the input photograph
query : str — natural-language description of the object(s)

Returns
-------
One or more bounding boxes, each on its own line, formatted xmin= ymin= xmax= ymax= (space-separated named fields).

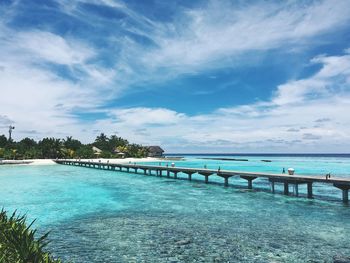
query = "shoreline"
xmin=0 ymin=157 xmax=163 ymax=166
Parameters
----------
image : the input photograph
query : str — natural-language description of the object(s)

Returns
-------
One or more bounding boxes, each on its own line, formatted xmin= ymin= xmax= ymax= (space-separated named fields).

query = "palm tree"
xmin=38 ymin=138 xmax=63 ymax=159
xmin=93 ymin=133 xmax=109 ymax=151
xmin=63 ymin=136 xmax=82 ymax=151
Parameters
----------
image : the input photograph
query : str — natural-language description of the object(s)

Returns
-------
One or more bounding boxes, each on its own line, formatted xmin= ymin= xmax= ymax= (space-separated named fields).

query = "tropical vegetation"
xmin=0 ymin=209 xmax=62 ymax=263
xmin=0 ymin=133 xmax=148 ymax=160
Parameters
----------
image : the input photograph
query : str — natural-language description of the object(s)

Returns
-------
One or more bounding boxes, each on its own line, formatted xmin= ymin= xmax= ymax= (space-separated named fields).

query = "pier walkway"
xmin=55 ymin=160 xmax=350 ymax=203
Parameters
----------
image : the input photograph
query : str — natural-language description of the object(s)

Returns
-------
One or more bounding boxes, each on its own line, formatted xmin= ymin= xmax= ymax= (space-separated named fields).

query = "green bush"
xmin=0 ymin=133 xmax=150 ymax=160
xmin=0 ymin=209 xmax=62 ymax=263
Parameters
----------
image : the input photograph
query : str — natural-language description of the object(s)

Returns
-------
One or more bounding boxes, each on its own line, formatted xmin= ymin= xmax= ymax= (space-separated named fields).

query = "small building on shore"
xmin=147 ymin=146 xmax=164 ymax=157
xmin=113 ymin=148 xmax=126 ymax=158
xmin=92 ymin=146 xmax=102 ymax=156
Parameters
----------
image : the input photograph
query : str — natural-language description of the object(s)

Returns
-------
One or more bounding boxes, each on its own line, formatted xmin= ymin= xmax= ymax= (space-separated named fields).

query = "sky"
xmin=1 ymin=0 xmax=350 ymax=153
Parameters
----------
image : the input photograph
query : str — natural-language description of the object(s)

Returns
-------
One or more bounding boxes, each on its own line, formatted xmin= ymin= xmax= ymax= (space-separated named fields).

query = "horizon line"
xmin=165 ymin=153 xmax=350 ymax=155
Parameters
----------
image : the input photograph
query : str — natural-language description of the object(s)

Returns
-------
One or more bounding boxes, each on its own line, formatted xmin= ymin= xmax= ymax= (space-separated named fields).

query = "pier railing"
xmin=55 ymin=160 xmax=350 ymax=203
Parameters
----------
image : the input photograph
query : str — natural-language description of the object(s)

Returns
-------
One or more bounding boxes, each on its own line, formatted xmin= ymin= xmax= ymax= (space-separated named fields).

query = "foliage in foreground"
xmin=0 ymin=209 xmax=62 ymax=263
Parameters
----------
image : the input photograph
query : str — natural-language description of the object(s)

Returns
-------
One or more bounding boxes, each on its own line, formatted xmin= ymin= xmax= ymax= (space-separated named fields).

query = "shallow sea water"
xmin=0 ymin=156 xmax=350 ymax=262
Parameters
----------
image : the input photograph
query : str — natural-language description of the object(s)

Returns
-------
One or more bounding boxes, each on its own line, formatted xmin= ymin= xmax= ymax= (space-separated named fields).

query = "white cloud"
xmin=93 ymin=50 xmax=350 ymax=152
xmin=273 ymin=52 xmax=350 ymax=105
xmin=53 ymin=0 xmax=350 ymax=88
xmin=15 ymin=31 xmax=95 ymax=65
xmin=110 ymin=108 xmax=185 ymax=126
xmin=0 ymin=25 xmax=116 ymax=140
xmin=1 ymin=0 xmax=350 ymax=153
xmin=134 ymin=0 xmax=350 ymax=78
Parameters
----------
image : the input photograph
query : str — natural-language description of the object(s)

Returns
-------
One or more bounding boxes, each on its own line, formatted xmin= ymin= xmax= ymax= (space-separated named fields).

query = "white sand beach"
xmin=0 ymin=159 xmax=56 ymax=165
xmin=66 ymin=157 xmax=162 ymax=165
xmin=28 ymin=159 xmax=57 ymax=165
xmin=0 ymin=157 xmax=163 ymax=166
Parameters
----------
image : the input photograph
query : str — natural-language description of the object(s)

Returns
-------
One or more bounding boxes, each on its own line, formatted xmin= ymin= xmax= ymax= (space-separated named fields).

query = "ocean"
xmin=0 ymin=154 xmax=349 ymax=262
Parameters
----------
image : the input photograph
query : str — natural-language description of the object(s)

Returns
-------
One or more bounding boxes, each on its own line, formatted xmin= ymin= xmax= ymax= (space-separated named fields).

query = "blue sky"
xmin=1 ymin=0 xmax=350 ymax=153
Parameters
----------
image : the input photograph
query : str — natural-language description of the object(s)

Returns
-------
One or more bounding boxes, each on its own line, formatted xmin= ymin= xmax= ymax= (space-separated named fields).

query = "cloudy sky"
xmin=1 ymin=0 xmax=350 ymax=153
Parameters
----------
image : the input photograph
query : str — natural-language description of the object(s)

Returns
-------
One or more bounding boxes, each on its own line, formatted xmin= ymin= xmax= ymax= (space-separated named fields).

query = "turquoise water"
xmin=145 ymin=155 xmax=350 ymax=200
xmin=0 ymin=156 xmax=350 ymax=262
xmin=163 ymin=155 xmax=350 ymax=176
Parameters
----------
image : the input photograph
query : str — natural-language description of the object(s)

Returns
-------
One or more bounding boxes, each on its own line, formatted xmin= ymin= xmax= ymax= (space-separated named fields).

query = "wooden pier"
xmin=55 ymin=160 xmax=350 ymax=203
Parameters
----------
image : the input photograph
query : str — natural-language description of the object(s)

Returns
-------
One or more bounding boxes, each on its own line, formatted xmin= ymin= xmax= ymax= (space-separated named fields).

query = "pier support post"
xmin=241 ymin=176 xmax=257 ymax=189
xmin=271 ymin=180 xmax=275 ymax=194
xmin=307 ymin=182 xmax=313 ymax=199
xmin=334 ymin=184 xmax=350 ymax=203
xmin=198 ymin=172 xmax=212 ymax=184
xmin=167 ymin=170 xmax=170 ymax=177
xmin=248 ymin=180 xmax=253 ymax=189
xmin=174 ymin=172 xmax=178 ymax=179
xmin=143 ymin=169 xmax=147 ymax=175
xmin=294 ymin=184 xmax=299 ymax=197
xmin=184 ymin=172 xmax=193 ymax=181
xmin=224 ymin=177 xmax=229 ymax=187
xmin=284 ymin=182 xmax=289 ymax=195
xmin=343 ymin=189 xmax=349 ymax=203
xmin=343 ymin=190 xmax=349 ymax=203
xmin=148 ymin=169 xmax=152 ymax=176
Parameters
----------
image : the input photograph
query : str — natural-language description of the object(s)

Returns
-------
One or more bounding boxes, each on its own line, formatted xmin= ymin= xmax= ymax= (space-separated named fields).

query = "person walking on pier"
xmin=282 ymin=168 xmax=285 ymax=174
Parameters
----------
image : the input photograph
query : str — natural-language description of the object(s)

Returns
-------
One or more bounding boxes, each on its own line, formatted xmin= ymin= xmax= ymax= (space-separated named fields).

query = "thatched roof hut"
xmin=113 ymin=148 xmax=126 ymax=158
xmin=147 ymin=146 xmax=164 ymax=157
xmin=92 ymin=146 xmax=102 ymax=155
